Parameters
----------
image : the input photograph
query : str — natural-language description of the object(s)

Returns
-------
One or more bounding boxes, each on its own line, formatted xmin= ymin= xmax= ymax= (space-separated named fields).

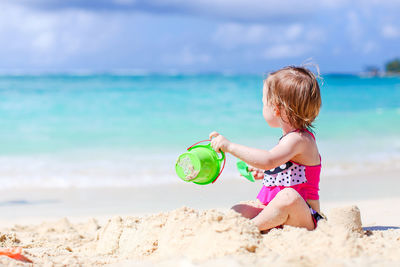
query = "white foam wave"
xmin=0 ymin=149 xmax=398 ymax=189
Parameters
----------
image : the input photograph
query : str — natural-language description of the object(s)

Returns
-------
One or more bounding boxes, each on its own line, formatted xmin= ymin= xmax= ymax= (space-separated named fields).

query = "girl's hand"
xmin=248 ymin=166 xmax=264 ymax=180
xmin=209 ymin=131 xmax=231 ymax=153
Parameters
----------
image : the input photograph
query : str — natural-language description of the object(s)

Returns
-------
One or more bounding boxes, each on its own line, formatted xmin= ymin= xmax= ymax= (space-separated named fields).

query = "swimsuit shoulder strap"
xmin=295 ymin=128 xmax=316 ymax=140
xmin=280 ymin=129 xmax=316 ymax=142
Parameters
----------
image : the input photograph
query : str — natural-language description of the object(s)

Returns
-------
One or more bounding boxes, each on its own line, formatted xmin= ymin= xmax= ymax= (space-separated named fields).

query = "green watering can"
xmin=175 ymin=140 xmax=225 ymax=185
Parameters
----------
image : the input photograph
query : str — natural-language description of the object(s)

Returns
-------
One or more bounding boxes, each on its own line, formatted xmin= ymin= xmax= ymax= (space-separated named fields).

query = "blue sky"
xmin=0 ymin=0 xmax=399 ymax=73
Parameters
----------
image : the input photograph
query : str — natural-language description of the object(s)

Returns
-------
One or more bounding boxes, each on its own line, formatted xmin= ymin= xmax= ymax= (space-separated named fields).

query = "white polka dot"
xmin=270 ymin=168 xmax=275 ymax=172
xmin=280 ymin=164 xmax=286 ymax=169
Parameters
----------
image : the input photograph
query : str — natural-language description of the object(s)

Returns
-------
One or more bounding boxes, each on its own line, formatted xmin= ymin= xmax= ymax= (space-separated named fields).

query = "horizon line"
xmin=0 ymin=69 xmax=391 ymax=77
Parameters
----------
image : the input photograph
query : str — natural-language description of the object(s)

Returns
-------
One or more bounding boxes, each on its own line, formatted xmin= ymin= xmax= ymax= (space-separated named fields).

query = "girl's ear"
xmin=273 ymin=105 xmax=281 ymax=116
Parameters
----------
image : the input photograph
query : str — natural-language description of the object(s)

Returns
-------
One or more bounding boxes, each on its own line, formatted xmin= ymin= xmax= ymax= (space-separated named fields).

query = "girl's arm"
xmin=209 ymin=131 xmax=303 ymax=171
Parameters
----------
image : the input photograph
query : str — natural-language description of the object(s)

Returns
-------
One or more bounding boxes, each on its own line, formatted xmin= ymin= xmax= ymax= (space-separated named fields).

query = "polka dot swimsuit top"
xmin=262 ymin=161 xmax=307 ymax=187
xmin=257 ymin=129 xmax=321 ymax=204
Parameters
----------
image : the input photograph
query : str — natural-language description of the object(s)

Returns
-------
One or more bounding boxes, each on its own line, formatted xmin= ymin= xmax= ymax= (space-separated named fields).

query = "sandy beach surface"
xmin=0 ymin=170 xmax=399 ymax=266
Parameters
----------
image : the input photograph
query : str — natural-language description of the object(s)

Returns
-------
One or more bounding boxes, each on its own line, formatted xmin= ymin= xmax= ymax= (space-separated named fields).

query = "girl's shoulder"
xmin=281 ymin=130 xmax=320 ymax=165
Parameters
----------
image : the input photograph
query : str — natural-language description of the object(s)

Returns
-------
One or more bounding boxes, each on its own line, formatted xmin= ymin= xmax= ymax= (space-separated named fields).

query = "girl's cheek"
xmin=263 ymin=108 xmax=273 ymax=124
xmin=262 ymin=108 xmax=268 ymax=121
xmin=263 ymin=108 xmax=279 ymax=127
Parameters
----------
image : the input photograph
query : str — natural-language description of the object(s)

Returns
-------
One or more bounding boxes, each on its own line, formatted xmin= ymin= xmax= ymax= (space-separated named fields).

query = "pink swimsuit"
xmin=257 ymin=129 xmax=321 ymax=205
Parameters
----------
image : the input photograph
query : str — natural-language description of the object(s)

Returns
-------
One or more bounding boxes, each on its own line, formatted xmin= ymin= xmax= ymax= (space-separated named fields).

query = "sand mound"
xmin=96 ymin=207 xmax=262 ymax=260
xmin=1 ymin=205 xmax=400 ymax=266
xmin=94 ymin=205 xmax=400 ymax=266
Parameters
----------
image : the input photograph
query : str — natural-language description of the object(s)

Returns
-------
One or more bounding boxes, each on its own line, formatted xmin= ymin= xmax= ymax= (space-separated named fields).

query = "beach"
xmin=1 ymin=0 xmax=400 ymax=264
xmin=0 ymin=74 xmax=399 ymax=265
xmin=1 ymin=170 xmax=400 ymax=266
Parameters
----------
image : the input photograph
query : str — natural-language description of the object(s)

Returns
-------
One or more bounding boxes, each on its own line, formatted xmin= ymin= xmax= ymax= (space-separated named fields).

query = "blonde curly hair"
xmin=264 ymin=66 xmax=322 ymax=130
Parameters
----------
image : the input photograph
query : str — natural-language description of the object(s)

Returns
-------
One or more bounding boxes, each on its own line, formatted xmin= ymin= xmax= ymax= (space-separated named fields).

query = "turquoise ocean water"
xmin=0 ymin=74 xmax=399 ymax=187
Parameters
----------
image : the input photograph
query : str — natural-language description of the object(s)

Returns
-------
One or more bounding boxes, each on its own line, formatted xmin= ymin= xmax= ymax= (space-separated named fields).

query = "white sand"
xmin=0 ymin=171 xmax=399 ymax=266
xmin=0 ymin=205 xmax=399 ymax=266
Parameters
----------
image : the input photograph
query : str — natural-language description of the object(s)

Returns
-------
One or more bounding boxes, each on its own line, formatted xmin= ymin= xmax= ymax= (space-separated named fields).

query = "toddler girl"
xmin=210 ymin=66 xmax=324 ymax=231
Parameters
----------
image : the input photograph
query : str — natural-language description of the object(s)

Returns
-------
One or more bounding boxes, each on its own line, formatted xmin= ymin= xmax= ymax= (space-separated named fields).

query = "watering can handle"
xmin=187 ymin=139 xmax=211 ymax=150
xmin=186 ymin=139 xmax=226 ymax=184
xmin=212 ymin=155 xmax=225 ymax=184
xmin=186 ymin=139 xmax=225 ymax=161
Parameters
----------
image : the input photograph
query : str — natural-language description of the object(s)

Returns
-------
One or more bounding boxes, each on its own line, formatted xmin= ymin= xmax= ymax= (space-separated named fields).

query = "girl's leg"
xmin=251 ymin=188 xmax=315 ymax=231
xmin=232 ymin=200 xmax=265 ymax=219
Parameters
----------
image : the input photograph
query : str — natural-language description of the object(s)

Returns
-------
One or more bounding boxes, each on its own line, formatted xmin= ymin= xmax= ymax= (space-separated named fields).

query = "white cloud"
xmin=0 ymin=2 xmax=123 ymax=67
xmin=305 ymin=28 xmax=326 ymax=42
xmin=369 ymin=0 xmax=400 ymax=8
xmin=263 ymin=44 xmax=311 ymax=59
xmin=32 ymin=32 xmax=55 ymax=51
xmin=362 ymin=41 xmax=378 ymax=54
xmin=181 ymin=48 xmax=211 ymax=65
xmin=0 ymin=0 xmax=398 ymax=72
xmin=212 ymin=22 xmax=313 ymax=50
xmin=162 ymin=47 xmax=211 ymax=66
xmin=382 ymin=24 xmax=400 ymax=39
xmin=15 ymin=0 xmax=347 ymax=23
xmin=285 ymin=24 xmax=303 ymax=40
xmin=212 ymin=22 xmax=324 ymax=61
xmin=346 ymin=11 xmax=363 ymax=45
xmin=113 ymin=0 xmax=137 ymax=5
xmin=212 ymin=23 xmax=270 ymax=49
